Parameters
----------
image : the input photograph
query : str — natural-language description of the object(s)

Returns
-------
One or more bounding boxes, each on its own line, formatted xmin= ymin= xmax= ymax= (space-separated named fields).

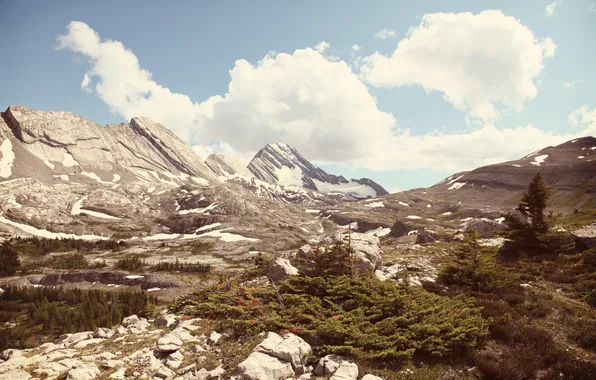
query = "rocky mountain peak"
xmin=247 ymin=142 xmax=388 ymax=198
xmin=205 ymin=154 xmax=252 ymax=178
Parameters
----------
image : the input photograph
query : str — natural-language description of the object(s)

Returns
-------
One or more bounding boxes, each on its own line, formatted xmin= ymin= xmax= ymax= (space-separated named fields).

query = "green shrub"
xmin=173 ymin=272 xmax=489 ymax=362
xmin=48 ymin=253 xmax=88 ymax=269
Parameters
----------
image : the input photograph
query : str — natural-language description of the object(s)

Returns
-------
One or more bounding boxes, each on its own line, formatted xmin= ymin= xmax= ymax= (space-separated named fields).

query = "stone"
xmin=93 ymin=327 xmax=115 ymax=339
xmin=255 ymin=332 xmax=312 ymax=368
xmin=0 ymin=349 xmax=22 ymax=361
xmin=361 ymin=375 xmax=383 ymax=380
xmin=314 ymin=354 xmax=345 ymax=376
xmin=166 ymin=350 xmax=184 ymax=369
xmin=57 ymin=331 xmax=94 ymax=346
xmin=415 ymin=229 xmax=436 ymax=244
xmin=237 ymin=351 xmax=294 ymax=380
xmin=3 ymin=370 xmax=31 ymax=380
xmin=461 ymin=218 xmax=507 ymax=238
xmin=73 ymin=338 xmax=104 ymax=349
xmin=210 ymin=366 xmax=225 ymax=378
xmin=121 ymin=314 xmax=141 ymax=327
xmin=389 ymin=220 xmax=420 ymax=238
xmin=320 ymin=232 xmax=381 ymax=272
xmin=268 ymin=258 xmax=299 ymax=284
xmin=109 ymin=368 xmax=127 ymax=379
xmin=297 ymin=244 xmax=312 ymax=258
xmin=154 ymin=314 xmax=178 ymax=328
xmin=154 ymin=365 xmax=176 ymax=379
xmin=66 ymin=363 xmax=101 ymax=380
xmin=157 ymin=334 xmax=183 ymax=353
xmin=114 ymin=326 xmax=128 ymax=335
xmin=452 ymin=233 xmax=465 ymax=242
xmin=329 ymin=361 xmax=358 ymax=380
xmin=209 ymin=331 xmax=222 ymax=345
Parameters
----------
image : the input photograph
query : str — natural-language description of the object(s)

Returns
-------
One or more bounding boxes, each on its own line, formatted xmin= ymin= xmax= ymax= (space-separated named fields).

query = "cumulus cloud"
xmin=314 ymin=41 xmax=330 ymax=53
xmin=373 ymin=28 xmax=396 ymax=40
xmin=544 ymin=1 xmax=562 ymax=17
xmin=359 ymin=10 xmax=556 ymax=125
xmin=568 ymin=105 xmax=596 ymax=130
xmin=563 ymin=80 xmax=583 ymax=88
xmin=57 ymin=20 xmax=595 ymax=174
xmin=351 ymin=44 xmax=361 ymax=52
xmin=56 ymin=21 xmax=213 ymax=142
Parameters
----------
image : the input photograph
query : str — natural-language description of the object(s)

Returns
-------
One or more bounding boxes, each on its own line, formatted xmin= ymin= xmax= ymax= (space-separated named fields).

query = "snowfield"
xmin=0 ymin=139 xmax=15 ymax=178
xmin=530 ymin=154 xmax=548 ymax=166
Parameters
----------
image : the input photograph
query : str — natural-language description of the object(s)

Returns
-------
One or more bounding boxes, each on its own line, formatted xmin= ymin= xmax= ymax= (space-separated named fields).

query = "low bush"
xmin=172 ymin=272 xmax=489 ymax=362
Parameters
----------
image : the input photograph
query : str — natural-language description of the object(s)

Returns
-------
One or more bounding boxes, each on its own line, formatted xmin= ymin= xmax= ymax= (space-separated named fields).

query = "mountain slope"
xmin=425 ymin=136 xmax=596 ymax=209
xmin=247 ymin=142 xmax=388 ymax=198
xmin=0 ymin=106 xmax=217 ymax=186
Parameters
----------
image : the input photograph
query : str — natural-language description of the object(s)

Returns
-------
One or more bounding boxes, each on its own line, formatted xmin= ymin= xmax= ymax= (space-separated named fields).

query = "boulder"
xmin=154 ymin=314 xmax=178 ymax=328
xmin=268 ymin=258 xmax=299 ymax=284
xmin=66 ymin=363 xmax=101 ymax=380
xmin=156 ymin=334 xmax=183 ymax=353
xmin=154 ymin=366 xmax=176 ymax=379
xmin=461 ymin=218 xmax=506 ymax=238
xmin=254 ymin=332 xmax=312 ymax=368
xmin=389 ymin=220 xmax=420 ymax=238
xmin=237 ymin=351 xmax=294 ymax=380
xmin=314 ymin=354 xmax=345 ymax=376
xmin=361 ymin=375 xmax=383 ymax=380
xmin=57 ymin=331 xmax=94 ymax=346
xmin=415 ymin=229 xmax=436 ymax=244
xmin=297 ymin=244 xmax=312 ymax=258
xmin=320 ymin=232 xmax=381 ymax=272
xmin=93 ymin=327 xmax=115 ymax=339
xmin=329 ymin=361 xmax=358 ymax=380
xmin=0 ymin=349 xmax=22 ymax=361
xmin=572 ymin=223 xmax=596 ymax=249
xmin=2 ymin=369 xmax=30 ymax=380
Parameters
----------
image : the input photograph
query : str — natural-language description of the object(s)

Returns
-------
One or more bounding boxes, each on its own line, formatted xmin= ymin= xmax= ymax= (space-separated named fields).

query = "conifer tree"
xmin=516 ymin=172 xmax=551 ymax=233
xmin=0 ymin=242 xmax=20 ymax=276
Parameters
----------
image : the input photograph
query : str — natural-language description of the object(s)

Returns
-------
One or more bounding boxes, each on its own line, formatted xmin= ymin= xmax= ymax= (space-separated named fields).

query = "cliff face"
xmin=0 ymin=106 xmax=217 ymax=185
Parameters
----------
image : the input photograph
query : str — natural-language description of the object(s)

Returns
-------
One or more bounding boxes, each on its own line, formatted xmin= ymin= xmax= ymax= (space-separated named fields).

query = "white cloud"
xmin=197 ymin=48 xmax=396 ymax=163
xmin=544 ymin=1 xmax=562 ymax=17
xmin=56 ymin=21 xmax=215 ymax=142
xmin=359 ymin=10 xmax=556 ymax=125
xmin=314 ymin=41 xmax=330 ymax=53
xmin=57 ymin=20 xmax=596 ymax=175
xmin=351 ymin=44 xmax=361 ymax=52
xmin=563 ymin=80 xmax=583 ymax=88
xmin=568 ymin=105 xmax=596 ymax=129
xmin=373 ymin=29 xmax=396 ymax=40
xmin=590 ymin=4 xmax=596 ymax=12
xmin=80 ymin=73 xmax=91 ymax=91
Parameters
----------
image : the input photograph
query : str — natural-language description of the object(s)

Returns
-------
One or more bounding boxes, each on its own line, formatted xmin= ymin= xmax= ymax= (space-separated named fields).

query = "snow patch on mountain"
xmin=530 ymin=154 xmax=548 ymax=166
xmin=0 ymin=139 xmax=15 ymax=178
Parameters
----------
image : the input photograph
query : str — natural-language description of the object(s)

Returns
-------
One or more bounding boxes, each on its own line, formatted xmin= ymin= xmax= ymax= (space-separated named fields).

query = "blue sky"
xmin=1 ymin=0 xmax=596 ymax=192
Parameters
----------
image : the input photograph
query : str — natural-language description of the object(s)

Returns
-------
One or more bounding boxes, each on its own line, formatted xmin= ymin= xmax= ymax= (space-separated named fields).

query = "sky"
xmin=1 ymin=0 xmax=596 ymax=192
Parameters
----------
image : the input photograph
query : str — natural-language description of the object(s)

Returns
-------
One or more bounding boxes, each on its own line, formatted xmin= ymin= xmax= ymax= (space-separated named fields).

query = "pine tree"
xmin=500 ymin=172 xmax=552 ymax=257
xmin=0 ymin=242 xmax=20 ymax=276
xmin=516 ymin=171 xmax=551 ymax=233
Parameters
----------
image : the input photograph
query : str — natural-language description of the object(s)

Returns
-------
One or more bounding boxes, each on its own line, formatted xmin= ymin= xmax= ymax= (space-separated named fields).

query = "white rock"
xmin=209 ymin=331 xmax=222 ymax=345
xmin=268 ymin=258 xmax=299 ymax=284
xmin=154 ymin=365 xmax=176 ymax=379
xmin=73 ymin=338 xmax=104 ymax=349
xmin=0 ymin=369 xmax=31 ymax=380
xmin=93 ymin=327 xmax=115 ymax=339
xmin=237 ymin=351 xmax=294 ymax=380
xmin=66 ymin=363 xmax=101 ymax=380
xmin=361 ymin=375 xmax=383 ymax=380
xmin=329 ymin=361 xmax=358 ymax=380
xmin=314 ymin=354 xmax=345 ymax=376
xmin=157 ymin=334 xmax=183 ymax=353
xmin=154 ymin=314 xmax=178 ymax=328
xmin=0 ymin=349 xmax=22 ymax=361
xmin=58 ymin=331 xmax=94 ymax=346
xmin=255 ymin=332 xmax=312 ymax=368
xmin=109 ymin=368 xmax=127 ymax=379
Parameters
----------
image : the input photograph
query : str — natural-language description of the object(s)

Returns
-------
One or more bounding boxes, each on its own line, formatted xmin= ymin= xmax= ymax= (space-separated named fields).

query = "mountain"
xmin=424 ymin=136 xmax=596 ymax=209
xmin=0 ymin=106 xmax=217 ymax=186
xmin=247 ymin=142 xmax=388 ymax=198
xmin=205 ymin=154 xmax=252 ymax=178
